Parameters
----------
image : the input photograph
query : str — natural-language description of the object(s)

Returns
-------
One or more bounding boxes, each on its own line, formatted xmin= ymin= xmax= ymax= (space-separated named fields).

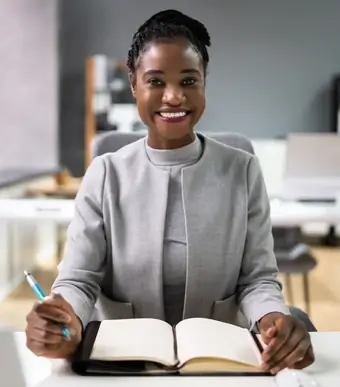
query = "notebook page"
xmin=90 ymin=318 xmax=176 ymax=366
xmin=176 ymin=318 xmax=261 ymax=366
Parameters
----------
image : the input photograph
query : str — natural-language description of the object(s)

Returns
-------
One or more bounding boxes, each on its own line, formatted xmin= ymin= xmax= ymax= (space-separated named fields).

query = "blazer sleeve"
xmin=52 ymin=156 xmax=107 ymax=328
xmin=237 ymin=155 xmax=290 ymax=329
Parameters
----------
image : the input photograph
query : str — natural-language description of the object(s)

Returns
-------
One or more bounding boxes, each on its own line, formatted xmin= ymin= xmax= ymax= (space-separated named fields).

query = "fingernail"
xmin=68 ymin=328 xmax=76 ymax=337
xmin=271 ymin=367 xmax=279 ymax=374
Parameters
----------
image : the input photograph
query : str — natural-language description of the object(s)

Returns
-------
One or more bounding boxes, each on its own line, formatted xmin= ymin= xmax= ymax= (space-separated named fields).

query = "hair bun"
xmin=149 ymin=9 xmax=184 ymax=24
xmin=147 ymin=9 xmax=211 ymax=47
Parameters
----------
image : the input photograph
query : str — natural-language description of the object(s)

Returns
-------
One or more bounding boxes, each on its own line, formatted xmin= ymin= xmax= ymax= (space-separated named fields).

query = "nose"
xmin=162 ymin=85 xmax=186 ymax=106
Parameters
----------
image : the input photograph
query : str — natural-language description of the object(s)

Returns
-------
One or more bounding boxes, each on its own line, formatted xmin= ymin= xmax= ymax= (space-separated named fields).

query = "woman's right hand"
xmin=25 ymin=292 xmax=82 ymax=359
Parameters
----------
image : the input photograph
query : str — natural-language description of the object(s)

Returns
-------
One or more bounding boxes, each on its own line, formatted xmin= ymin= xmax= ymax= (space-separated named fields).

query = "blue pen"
xmin=24 ymin=270 xmax=70 ymax=339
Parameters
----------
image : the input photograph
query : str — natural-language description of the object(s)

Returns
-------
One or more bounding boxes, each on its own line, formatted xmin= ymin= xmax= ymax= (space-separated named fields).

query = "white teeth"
xmin=159 ymin=112 xmax=187 ymax=118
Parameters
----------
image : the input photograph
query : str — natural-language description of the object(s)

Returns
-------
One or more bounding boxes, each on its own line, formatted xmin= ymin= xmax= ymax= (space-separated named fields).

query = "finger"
xmin=28 ymin=327 xmax=65 ymax=345
xmin=269 ymin=339 xmax=311 ymax=374
xmin=26 ymin=312 xmax=66 ymax=334
xmin=262 ymin=326 xmax=303 ymax=369
xmin=285 ymin=340 xmax=311 ymax=369
xmin=261 ymin=326 xmax=277 ymax=345
xmin=45 ymin=292 xmax=72 ymax=313
xmin=262 ymin=319 xmax=294 ymax=363
xmin=26 ymin=310 xmax=64 ymax=334
xmin=288 ymin=344 xmax=315 ymax=370
xmin=26 ymin=338 xmax=63 ymax=357
xmin=30 ymin=318 xmax=65 ymax=336
xmin=269 ymin=338 xmax=310 ymax=374
xmin=34 ymin=303 xmax=71 ymax=324
xmin=37 ymin=318 xmax=77 ymax=339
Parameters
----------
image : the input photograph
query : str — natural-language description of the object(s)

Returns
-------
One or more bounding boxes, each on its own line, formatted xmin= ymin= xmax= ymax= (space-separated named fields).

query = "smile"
xmin=158 ymin=111 xmax=188 ymax=118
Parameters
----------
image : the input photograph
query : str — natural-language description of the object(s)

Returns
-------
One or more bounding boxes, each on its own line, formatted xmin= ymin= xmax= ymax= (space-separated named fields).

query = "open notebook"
xmin=71 ymin=318 xmax=268 ymax=376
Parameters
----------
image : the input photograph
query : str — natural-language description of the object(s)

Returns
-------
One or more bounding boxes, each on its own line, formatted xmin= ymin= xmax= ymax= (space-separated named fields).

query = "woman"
xmin=25 ymin=9 xmax=314 ymax=374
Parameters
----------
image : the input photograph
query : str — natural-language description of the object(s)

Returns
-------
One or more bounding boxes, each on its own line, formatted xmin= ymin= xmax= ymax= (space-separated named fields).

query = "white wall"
xmin=0 ymin=0 xmax=59 ymax=168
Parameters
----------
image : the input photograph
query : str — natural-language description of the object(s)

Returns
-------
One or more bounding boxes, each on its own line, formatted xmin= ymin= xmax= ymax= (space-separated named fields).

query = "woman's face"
xmin=131 ymin=38 xmax=206 ymax=148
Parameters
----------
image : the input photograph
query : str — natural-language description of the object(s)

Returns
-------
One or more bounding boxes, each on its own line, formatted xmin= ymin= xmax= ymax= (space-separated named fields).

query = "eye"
xmin=147 ymin=78 xmax=163 ymax=86
xmin=181 ymin=78 xmax=197 ymax=86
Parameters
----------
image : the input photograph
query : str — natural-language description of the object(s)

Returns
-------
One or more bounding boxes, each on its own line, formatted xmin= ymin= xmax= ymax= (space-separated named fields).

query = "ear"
xmin=129 ymin=73 xmax=136 ymax=98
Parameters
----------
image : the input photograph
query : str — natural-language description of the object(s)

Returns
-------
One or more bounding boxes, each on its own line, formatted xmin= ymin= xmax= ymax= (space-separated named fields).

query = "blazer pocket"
xmin=92 ymin=292 xmax=134 ymax=321
xmin=212 ymin=294 xmax=248 ymax=328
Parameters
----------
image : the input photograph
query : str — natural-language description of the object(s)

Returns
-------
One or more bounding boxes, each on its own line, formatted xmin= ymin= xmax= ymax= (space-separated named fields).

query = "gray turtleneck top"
xmin=145 ymin=135 xmax=203 ymax=326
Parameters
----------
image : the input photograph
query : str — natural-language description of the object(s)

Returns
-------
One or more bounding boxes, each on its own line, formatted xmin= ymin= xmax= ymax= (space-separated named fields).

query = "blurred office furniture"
xmin=273 ymin=227 xmax=317 ymax=315
xmin=331 ymin=74 xmax=340 ymax=134
xmin=282 ymin=133 xmax=340 ymax=200
xmin=85 ymin=55 xmax=144 ymax=168
xmin=0 ymin=168 xmax=59 ymax=302
xmin=0 ymin=168 xmax=60 ymax=198
xmin=289 ymin=306 xmax=317 ymax=331
xmin=0 ymin=191 xmax=338 ymax=310
xmin=91 ymin=131 xmax=254 ymax=156
xmin=25 ymin=169 xmax=80 ymax=199
xmin=92 ymin=131 xmax=319 ymax=314
xmin=1 ymin=197 xmax=339 ymax=226
xmin=282 ymin=132 xmax=340 ymax=246
xmin=1 ymin=133 xmax=339 ymax=307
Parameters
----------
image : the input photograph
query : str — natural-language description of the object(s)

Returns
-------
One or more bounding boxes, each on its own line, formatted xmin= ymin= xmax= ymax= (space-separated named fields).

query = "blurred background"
xmin=0 ymin=0 xmax=340 ymax=331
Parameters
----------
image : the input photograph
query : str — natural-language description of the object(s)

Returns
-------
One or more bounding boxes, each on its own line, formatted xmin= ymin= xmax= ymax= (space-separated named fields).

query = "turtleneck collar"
xmin=145 ymin=134 xmax=202 ymax=167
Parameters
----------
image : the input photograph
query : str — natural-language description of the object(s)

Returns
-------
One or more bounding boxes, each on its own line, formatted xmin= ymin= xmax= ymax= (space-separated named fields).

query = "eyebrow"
xmin=143 ymin=68 xmax=201 ymax=77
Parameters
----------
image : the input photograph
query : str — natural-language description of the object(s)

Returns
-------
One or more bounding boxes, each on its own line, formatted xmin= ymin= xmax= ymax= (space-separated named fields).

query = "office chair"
xmin=92 ymin=131 xmax=317 ymax=331
xmin=272 ymin=227 xmax=317 ymax=316
xmin=91 ymin=131 xmax=255 ymax=157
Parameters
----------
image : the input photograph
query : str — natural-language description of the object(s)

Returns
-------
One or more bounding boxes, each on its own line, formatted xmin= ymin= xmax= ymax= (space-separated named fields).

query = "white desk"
xmin=270 ymin=199 xmax=340 ymax=227
xmin=0 ymin=199 xmax=74 ymax=224
xmin=14 ymin=332 xmax=340 ymax=386
xmin=0 ymin=198 xmax=340 ymax=227
xmin=0 ymin=198 xmax=338 ymax=300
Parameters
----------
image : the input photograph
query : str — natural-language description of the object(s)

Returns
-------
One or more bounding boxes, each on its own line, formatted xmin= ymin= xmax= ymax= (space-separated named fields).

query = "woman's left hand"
xmin=258 ymin=312 xmax=314 ymax=374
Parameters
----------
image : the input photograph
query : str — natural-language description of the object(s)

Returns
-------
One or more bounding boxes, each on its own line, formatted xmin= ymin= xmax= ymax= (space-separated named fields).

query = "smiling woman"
xmin=127 ymin=9 xmax=211 ymax=149
xmin=25 ymin=9 xmax=314 ymax=376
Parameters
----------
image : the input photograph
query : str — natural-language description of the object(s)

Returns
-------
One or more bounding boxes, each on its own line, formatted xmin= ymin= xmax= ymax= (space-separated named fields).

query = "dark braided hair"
xmin=127 ymin=9 xmax=211 ymax=77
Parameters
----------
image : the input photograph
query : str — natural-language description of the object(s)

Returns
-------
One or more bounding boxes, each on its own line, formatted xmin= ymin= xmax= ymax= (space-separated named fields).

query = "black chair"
xmin=91 ymin=131 xmax=255 ymax=157
xmin=289 ymin=306 xmax=317 ymax=331
xmin=273 ymin=227 xmax=317 ymax=316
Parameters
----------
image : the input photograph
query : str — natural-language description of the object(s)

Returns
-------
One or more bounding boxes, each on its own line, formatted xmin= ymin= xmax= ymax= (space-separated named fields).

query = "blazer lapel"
xmin=182 ymin=137 xmax=232 ymax=319
xmin=116 ymin=143 xmax=170 ymax=320
xmin=125 ymin=160 xmax=169 ymax=319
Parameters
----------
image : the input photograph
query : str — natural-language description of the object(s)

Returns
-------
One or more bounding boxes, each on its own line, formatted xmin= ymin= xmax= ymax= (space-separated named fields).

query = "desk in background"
xmin=0 ymin=168 xmax=60 ymax=302
xmin=0 ymin=168 xmax=60 ymax=198
xmin=0 ymin=197 xmax=339 ymax=305
xmin=14 ymin=331 xmax=340 ymax=386
xmin=1 ymin=137 xmax=340 ymax=302
xmin=0 ymin=198 xmax=339 ymax=227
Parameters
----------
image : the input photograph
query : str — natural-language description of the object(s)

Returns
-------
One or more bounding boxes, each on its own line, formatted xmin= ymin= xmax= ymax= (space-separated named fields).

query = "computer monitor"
xmin=282 ymin=133 xmax=340 ymax=200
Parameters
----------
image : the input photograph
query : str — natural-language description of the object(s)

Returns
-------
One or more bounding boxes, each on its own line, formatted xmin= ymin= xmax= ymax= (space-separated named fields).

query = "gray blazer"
xmin=53 ymin=134 xmax=289 ymax=330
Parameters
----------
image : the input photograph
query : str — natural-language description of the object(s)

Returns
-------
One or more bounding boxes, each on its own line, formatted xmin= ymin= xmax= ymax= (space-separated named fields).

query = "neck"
xmin=147 ymin=131 xmax=195 ymax=150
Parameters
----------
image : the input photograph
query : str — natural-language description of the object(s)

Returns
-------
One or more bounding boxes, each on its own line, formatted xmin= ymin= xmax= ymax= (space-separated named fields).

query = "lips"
xmin=156 ymin=110 xmax=191 ymax=118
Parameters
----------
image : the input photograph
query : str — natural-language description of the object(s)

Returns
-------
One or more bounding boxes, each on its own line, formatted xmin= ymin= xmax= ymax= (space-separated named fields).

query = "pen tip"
xmin=23 ymin=270 xmax=30 ymax=277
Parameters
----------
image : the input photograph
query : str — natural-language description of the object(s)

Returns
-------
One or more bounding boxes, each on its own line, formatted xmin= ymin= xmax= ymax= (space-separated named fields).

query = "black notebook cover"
xmin=70 ymin=320 xmax=271 ymax=377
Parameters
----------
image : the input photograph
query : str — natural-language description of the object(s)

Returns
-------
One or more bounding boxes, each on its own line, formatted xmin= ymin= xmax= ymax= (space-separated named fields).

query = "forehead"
xmin=138 ymin=39 xmax=202 ymax=73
